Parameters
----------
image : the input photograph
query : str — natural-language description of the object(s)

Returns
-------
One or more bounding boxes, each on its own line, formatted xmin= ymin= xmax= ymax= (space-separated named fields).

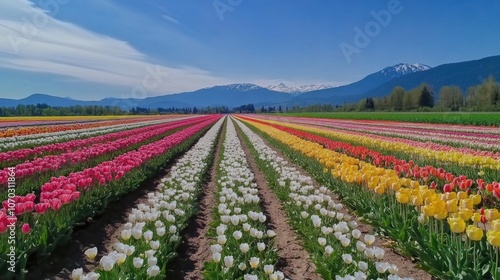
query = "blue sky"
xmin=0 ymin=0 xmax=499 ymax=100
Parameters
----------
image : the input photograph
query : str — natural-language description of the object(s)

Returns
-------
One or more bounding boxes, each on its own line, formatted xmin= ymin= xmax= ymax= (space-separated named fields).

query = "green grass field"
xmin=275 ymin=112 xmax=500 ymax=126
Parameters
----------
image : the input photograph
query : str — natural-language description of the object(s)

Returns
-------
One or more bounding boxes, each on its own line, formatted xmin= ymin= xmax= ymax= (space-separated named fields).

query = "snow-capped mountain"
xmin=204 ymin=83 xmax=263 ymax=92
xmin=266 ymin=83 xmax=334 ymax=95
xmin=295 ymin=62 xmax=432 ymax=102
xmin=380 ymin=63 xmax=431 ymax=79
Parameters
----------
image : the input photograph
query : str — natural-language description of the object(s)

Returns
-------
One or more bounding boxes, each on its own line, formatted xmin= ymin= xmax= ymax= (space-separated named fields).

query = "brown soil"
xmin=165 ymin=126 xmax=224 ymax=280
xmin=235 ymin=119 xmax=433 ymax=280
xmin=25 ymin=157 xmax=183 ymax=280
xmin=236 ymin=121 xmax=322 ymax=280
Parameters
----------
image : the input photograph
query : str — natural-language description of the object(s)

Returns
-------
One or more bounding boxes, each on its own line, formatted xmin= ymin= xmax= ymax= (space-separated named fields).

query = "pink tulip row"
xmin=337 ymin=119 xmax=500 ymax=135
xmin=0 ymin=115 xmax=220 ymax=233
xmin=0 ymin=117 xmax=190 ymax=165
xmin=265 ymin=116 xmax=500 ymax=149
xmin=0 ymin=116 xmax=211 ymax=188
xmin=260 ymin=115 xmax=500 ymax=160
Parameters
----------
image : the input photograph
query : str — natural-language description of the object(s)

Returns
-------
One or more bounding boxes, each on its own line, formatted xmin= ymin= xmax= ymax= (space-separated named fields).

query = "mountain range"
xmin=266 ymin=83 xmax=334 ymax=95
xmin=1 ymin=55 xmax=499 ymax=109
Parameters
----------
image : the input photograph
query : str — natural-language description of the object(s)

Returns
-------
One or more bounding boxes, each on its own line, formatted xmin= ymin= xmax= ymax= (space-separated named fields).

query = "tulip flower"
xmin=238 ymin=262 xmax=247 ymax=270
xmin=317 ymin=237 xmax=326 ymax=246
xmin=212 ymin=253 xmax=221 ymax=263
xmin=257 ymin=242 xmax=266 ymax=252
xmin=352 ymin=229 xmax=361 ymax=239
xmin=217 ymin=235 xmax=227 ymax=245
xmin=133 ymin=257 xmax=144 ymax=268
xmin=342 ymin=254 xmax=353 ymax=264
xmin=373 ymin=247 xmax=385 ymax=260
xmin=487 ymin=230 xmax=500 ymax=247
xmin=21 ymin=223 xmax=31 ymax=234
xmin=267 ymin=230 xmax=277 ymax=238
xmin=224 ymin=255 xmax=234 ymax=268
xmin=358 ymin=261 xmax=368 ymax=272
xmin=324 ymin=245 xmax=333 ymax=255
xmin=147 ymin=265 xmax=160 ymax=277
xmin=121 ymin=229 xmax=131 ymax=241
xmin=149 ymin=240 xmax=160 ymax=250
xmin=143 ymin=230 xmax=153 ymax=242
xmin=264 ymin=264 xmax=274 ymax=275
xmin=145 ymin=250 xmax=156 ymax=258
xmin=242 ymin=223 xmax=251 ymax=231
xmin=447 ymin=217 xmax=466 ymax=233
xmin=210 ymin=244 xmax=222 ymax=253
xmin=364 ymin=235 xmax=375 ymax=246
xmin=249 ymin=257 xmax=259 ymax=269
xmin=147 ymin=257 xmax=157 ymax=267
xmin=356 ymin=241 xmax=367 ymax=252
xmin=71 ymin=268 xmax=83 ymax=280
xmin=244 ymin=275 xmax=258 ymax=280
xmin=375 ymin=262 xmax=390 ymax=273
xmin=466 ymin=225 xmax=484 ymax=241
xmin=99 ymin=256 xmax=115 ymax=271
xmin=388 ymin=264 xmax=399 ymax=274
xmin=115 ymin=253 xmax=126 ymax=265
xmin=84 ymin=247 xmax=98 ymax=260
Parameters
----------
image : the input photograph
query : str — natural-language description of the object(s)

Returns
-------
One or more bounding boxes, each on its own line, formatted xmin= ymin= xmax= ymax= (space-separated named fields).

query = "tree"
xmin=356 ymin=99 xmax=366 ymax=111
xmin=438 ymin=86 xmax=462 ymax=110
xmin=389 ymin=86 xmax=405 ymax=111
xmin=419 ymin=86 xmax=434 ymax=108
xmin=466 ymin=76 xmax=499 ymax=110
xmin=403 ymin=91 xmax=414 ymax=110
xmin=365 ymin=98 xmax=375 ymax=110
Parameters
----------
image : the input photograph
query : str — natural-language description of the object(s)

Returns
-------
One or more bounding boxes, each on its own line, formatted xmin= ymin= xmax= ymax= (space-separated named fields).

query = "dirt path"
xmin=165 ymin=125 xmax=224 ymax=280
xmin=235 ymin=119 xmax=433 ymax=280
xmin=26 ymin=165 xmax=176 ymax=280
xmin=235 ymin=121 xmax=322 ymax=280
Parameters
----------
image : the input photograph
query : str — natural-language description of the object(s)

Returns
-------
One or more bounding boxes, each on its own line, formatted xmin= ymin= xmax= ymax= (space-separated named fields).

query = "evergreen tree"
xmin=419 ymin=86 xmax=434 ymax=108
xmin=365 ymin=97 xmax=375 ymax=110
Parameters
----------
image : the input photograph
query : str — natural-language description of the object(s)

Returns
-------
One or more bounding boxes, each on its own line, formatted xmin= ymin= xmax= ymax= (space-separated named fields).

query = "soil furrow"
xmin=165 ymin=123 xmax=225 ymax=280
xmin=235 ymin=119 xmax=322 ymax=280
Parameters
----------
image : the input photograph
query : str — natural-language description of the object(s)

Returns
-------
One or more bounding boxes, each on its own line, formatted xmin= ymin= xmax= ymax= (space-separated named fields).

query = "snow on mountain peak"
xmin=381 ymin=63 xmax=431 ymax=76
xmin=226 ymin=83 xmax=262 ymax=91
xmin=204 ymin=83 xmax=263 ymax=92
xmin=266 ymin=83 xmax=334 ymax=95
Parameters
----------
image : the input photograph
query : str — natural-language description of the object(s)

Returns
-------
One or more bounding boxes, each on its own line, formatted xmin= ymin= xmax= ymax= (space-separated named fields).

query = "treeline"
xmin=135 ymin=106 xmax=230 ymax=114
xmin=289 ymin=76 xmax=500 ymax=112
xmin=0 ymin=104 xmax=127 ymax=116
xmin=0 ymin=103 xmax=234 ymax=116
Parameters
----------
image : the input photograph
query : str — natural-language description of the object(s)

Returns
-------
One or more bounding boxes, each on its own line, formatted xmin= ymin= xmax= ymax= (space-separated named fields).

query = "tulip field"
xmin=1 ymin=114 xmax=500 ymax=280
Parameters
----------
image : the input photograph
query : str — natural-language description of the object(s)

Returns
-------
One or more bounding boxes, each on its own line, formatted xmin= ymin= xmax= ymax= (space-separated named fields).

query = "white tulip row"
xmin=234 ymin=118 xmax=413 ymax=280
xmin=70 ymin=116 xmax=224 ymax=280
xmin=206 ymin=119 xmax=284 ymax=280
xmin=0 ymin=117 xmax=189 ymax=151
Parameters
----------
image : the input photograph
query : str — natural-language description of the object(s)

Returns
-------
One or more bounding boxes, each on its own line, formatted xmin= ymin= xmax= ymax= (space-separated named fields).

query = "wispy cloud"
xmin=161 ymin=14 xmax=180 ymax=25
xmin=0 ymin=0 xmax=230 ymax=95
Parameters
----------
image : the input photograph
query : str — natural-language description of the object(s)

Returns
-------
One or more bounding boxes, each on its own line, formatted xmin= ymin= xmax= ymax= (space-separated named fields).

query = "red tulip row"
xmin=0 ymin=115 xmax=220 ymax=234
xmin=239 ymin=116 xmax=500 ymax=205
xmin=0 ymin=117 xmax=190 ymax=166
xmin=259 ymin=115 xmax=500 ymax=158
xmin=0 ymin=116 xmax=211 ymax=190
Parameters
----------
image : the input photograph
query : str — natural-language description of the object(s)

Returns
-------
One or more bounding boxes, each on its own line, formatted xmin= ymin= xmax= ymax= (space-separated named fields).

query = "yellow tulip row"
xmin=256 ymin=118 xmax=500 ymax=170
xmin=238 ymin=117 xmax=500 ymax=247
